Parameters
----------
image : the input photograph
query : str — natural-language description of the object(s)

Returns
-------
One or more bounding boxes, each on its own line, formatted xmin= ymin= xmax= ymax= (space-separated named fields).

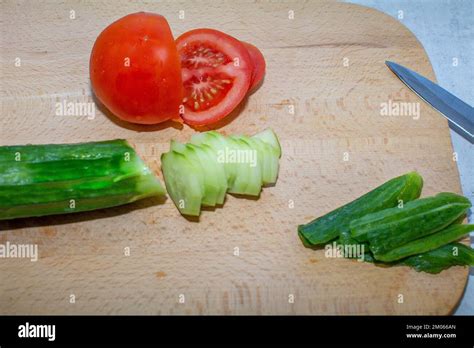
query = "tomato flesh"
xmin=90 ymin=12 xmax=182 ymax=125
xmin=176 ymin=29 xmax=252 ymax=126
xmin=183 ymin=73 xmax=233 ymax=111
xmin=180 ymin=44 xmax=234 ymax=111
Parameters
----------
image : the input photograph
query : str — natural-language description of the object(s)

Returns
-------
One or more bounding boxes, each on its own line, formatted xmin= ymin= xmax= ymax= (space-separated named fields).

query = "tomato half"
xmin=242 ymin=42 xmax=266 ymax=93
xmin=90 ymin=12 xmax=182 ymax=124
xmin=176 ymin=29 xmax=252 ymax=126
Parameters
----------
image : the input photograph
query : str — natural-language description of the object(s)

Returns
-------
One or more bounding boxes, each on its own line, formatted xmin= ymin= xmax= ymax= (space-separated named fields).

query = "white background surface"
xmin=346 ymin=0 xmax=473 ymax=315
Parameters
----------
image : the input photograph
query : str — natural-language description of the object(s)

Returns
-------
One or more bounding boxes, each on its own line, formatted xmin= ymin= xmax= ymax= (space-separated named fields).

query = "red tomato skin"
xmin=242 ymin=42 xmax=266 ymax=93
xmin=90 ymin=12 xmax=183 ymax=124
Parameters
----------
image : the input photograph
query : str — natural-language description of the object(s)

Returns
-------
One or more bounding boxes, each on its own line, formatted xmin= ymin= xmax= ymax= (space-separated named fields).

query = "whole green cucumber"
xmin=297 ymin=172 xmax=423 ymax=246
xmin=0 ymin=140 xmax=165 ymax=220
xmin=350 ymin=193 xmax=471 ymax=256
xmin=375 ymin=224 xmax=474 ymax=262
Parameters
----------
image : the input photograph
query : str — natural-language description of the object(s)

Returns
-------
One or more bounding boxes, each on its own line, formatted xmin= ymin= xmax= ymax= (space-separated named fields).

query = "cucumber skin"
xmin=350 ymin=193 xmax=471 ymax=256
xmin=337 ymin=229 xmax=372 ymax=259
xmin=401 ymin=242 xmax=474 ymax=274
xmin=298 ymin=172 xmax=423 ymax=246
xmin=0 ymin=140 xmax=164 ymax=220
xmin=375 ymin=224 xmax=474 ymax=262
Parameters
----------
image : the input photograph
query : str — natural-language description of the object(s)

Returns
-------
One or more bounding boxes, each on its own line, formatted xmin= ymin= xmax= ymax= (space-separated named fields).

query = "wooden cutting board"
xmin=0 ymin=0 xmax=468 ymax=315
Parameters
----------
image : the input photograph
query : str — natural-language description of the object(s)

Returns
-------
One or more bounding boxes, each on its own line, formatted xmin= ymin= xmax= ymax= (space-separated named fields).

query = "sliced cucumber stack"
xmin=161 ymin=128 xmax=281 ymax=216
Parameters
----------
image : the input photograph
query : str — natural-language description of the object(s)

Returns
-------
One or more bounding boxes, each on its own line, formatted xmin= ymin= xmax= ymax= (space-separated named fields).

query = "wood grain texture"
xmin=0 ymin=0 xmax=468 ymax=314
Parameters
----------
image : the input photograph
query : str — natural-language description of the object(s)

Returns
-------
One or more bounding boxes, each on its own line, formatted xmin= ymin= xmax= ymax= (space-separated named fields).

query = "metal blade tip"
xmin=385 ymin=61 xmax=397 ymax=68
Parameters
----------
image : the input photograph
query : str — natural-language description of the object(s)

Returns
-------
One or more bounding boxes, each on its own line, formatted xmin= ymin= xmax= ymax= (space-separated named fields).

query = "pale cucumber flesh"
xmin=163 ymin=129 xmax=281 ymax=216
xmin=161 ymin=150 xmax=203 ymax=216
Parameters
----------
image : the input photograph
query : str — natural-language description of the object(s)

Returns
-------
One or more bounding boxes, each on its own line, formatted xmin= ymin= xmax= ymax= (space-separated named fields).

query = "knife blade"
xmin=386 ymin=61 xmax=474 ymax=143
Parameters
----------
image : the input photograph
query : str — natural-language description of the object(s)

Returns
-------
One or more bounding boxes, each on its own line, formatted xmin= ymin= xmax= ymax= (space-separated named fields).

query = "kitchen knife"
xmin=386 ymin=61 xmax=474 ymax=143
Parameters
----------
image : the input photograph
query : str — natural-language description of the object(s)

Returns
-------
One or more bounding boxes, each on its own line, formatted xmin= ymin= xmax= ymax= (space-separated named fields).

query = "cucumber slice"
xmin=251 ymin=137 xmax=279 ymax=184
xmin=195 ymin=143 xmax=228 ymax=205
xmin=170 ymin=140 xmax=217 ymax=207
xmin=191 ymin=131 xmax=237 ymax=188
xmin=187 ymin=143 xmax=221 ymax=206
xmin=219 ymin=136 xmax=248 ymax=195
xmin=231 ymin=136 xmax=262 ymax=196
xmin=161 ymin=150 xmax=203 ymax=216
xmin=237 ymin=136 xmax=272 ymax=185
xmin=162 ymin=128 xmax=281 ymax=216
xmin=169 ymin=139 xmax=186 ymax=153
xmin=252 ymin=128 xmax=281 ymax=158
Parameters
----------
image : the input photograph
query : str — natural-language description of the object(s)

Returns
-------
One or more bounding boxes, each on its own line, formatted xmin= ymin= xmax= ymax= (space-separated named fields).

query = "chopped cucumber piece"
xmin=196 ymin=143 xmax=228 ymax=205
xmin=223 ymin=136 xmax=249 ymax=195
xmin=234 ymin=136 xmax=267 ymax=185
xmin=163 ymin=128 xmax=281 ymax=216
xmin=161 ymin=150 xmax=203 ymax=216
xmin=230 ymin=136 xmax=262 ymax=196
xmin=298 ymin=172 xmax=423 ymax=246
xmin=376 ymin=224 xmax=474 ymax=262
xmin=188 ymin=143 xmax=221 ymax=206
xmin=191 ymin=131 xmax=237 ymax=188
xmin=401 ymin=242 xmax=474 ymax=274
xmin=170 ymin=140 xmax=216 ymax=207
xmin=251 ymin=137 xmax=280 ymax=185
xmin=252 ymin=128 xmax=281 ymax=158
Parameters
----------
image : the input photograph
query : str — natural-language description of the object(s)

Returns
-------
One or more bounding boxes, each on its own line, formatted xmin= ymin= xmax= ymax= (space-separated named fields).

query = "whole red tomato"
xmin=90 ymin=12 xmax=183 ymax=124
